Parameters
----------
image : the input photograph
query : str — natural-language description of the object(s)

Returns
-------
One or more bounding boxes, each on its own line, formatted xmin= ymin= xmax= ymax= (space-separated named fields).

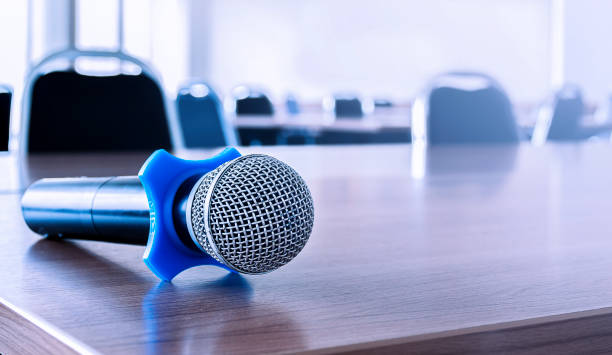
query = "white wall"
xmin=563 ymin=0 xmax=612 ymax=104
xmin=0 ymin=1 xmax=27 ymax=87
xmin=0 ymin=0 xmax=28 ymax=141
xmin=6 ymin=1 xmax=612 ymax=111
xmin=77 ymin=0 xmax=190 ymax=97
xmin=192 ymin=0 xmax=553 ymax=103
xmin=0 ymin=1 xmax=189 ymax=127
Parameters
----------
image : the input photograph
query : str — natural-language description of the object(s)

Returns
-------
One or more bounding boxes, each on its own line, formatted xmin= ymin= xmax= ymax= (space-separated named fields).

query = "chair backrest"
xmin=413 ymin=72 xmax=520 ymax=144
xmin=533 ymin=85 xmax=584 ymax=142
xmin=176 ymin=82 xmax=238 ymax=148
xmin=0 ymin=85 xmax=11 ymax=151
xmin=285 ymin=94 xmax=300 ymax=115
xmin=232 ymin=86 xmax=274 ymax=116
xmin=374 ymin=99 xmax=394 ymax=108
xmin=334 ymin=97 xmax=363 ymax=118
xmin=324 ymin=94 xmax=364 ymax=119
xmin=21 ymin=50 xmax=181 ymax=153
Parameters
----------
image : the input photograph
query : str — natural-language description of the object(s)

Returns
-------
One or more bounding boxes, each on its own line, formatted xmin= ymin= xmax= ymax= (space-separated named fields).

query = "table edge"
xmin=303 ymin=307 xmax=612 ymax=354
xmin=0 ymin=297 xmax=99 ymax=355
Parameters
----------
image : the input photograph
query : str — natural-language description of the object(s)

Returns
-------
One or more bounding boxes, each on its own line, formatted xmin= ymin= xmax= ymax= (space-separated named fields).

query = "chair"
xmin=374 ymin=99 xmax=394 ymax=109
xmin=285 ymin=94 xmax=300 ymax=115
xmin=231 ymin=86 xmax=274 ymax=116
xmin=324 ymin=94 xmax=365 ymax=119
xmin=230 ymin=86 xmax=275 ymax=145
xmin=531 ymin=85 xmax=609 ymax=143
xmin=412 ymin=72 xmax=520 ymax=144
xmin=277 ymin=94 xmax=318 ymax=145
xmin=21 ymin=50 xmax=182 ymax=153
xmin=176 ymin=82 xmax=238 ymax=148
xmin=0 ymin=85 xmax=11 ymax=151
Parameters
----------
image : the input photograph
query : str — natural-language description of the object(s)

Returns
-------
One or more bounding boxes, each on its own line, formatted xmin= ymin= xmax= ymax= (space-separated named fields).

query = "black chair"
xmin=21 ymin=50 xmax=181 ymax=153
xmin=325 ymin=94 xmax=365 ymax=119
xmin=232 ymin=86 xmax=274 ymax=116
xmin=0 ymin=85 xmax=11 ymax=151
xmin=531 ymin=85 xmax=610 ymax=143
xmin=231 ymin=86 xmax=275 ymax=145
xmin=374 ymin=99 xmax=394 ymax=109
xmin=412 ymin=72 xmax=520 ymax=144
xmin=176 ymin=82 xmax=238 ymax=148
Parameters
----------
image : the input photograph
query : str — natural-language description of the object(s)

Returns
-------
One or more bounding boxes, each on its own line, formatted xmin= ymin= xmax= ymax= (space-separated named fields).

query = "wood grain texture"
xmin=323 ymin=308 xmax=612 ymax=354
xmin=2 ymin=143 xmax=612 ymax=353
xmin=0 ymin=301 xmax=80 ymax=354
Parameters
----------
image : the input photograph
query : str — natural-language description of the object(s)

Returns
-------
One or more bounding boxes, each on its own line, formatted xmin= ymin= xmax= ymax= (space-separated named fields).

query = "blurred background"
xmin=1 ymin=0 xmax=612 ymax=151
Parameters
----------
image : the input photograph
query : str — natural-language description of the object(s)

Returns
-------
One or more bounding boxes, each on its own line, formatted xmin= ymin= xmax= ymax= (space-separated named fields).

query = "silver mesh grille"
xmin=189 ymin=161 xmax=232 ymax=263
xmin=189 ymin=154 xmax=314 ymax=274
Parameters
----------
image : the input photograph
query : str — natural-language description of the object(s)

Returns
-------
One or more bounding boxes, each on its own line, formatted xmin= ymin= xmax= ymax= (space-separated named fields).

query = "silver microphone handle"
xmin=21 ymin=176 xmax=151 ymax=245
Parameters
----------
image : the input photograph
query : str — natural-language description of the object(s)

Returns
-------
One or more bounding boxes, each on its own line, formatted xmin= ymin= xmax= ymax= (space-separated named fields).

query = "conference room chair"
xmin=231 ymin=86 xmax=274 ymax=116
xmin=318 ymin=94 xmax=369 ymax=144
xmin=0 ymin=85 xmax=11 ymax=151
xmin=324 ymin=94 xmax=365 ymax=119
xmin=230 ymin=86 xmax=276 ymax=145
xmin=285 ymin=94 xmax=300 ymax=115
xmin=412 ymin=72 xmax=520 ymax=144
xmin=276 ymin=93 xmax=320 ymax=145
xmin=374 ymin=98 xmax=394 ymax=109
xmin=21 ymin=49 xmax=181 ymax=153
xmin=176 ymin=82 xmax=238 ymax=148
xmin=531 ymin=84 xmax=610 ymax=144
xmin=277 ymin=130 xmax=317 ymax=145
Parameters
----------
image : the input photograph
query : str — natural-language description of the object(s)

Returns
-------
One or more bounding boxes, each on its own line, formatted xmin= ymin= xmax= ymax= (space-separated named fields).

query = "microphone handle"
xmin=22 ymin=176 xmax=151 ymax=245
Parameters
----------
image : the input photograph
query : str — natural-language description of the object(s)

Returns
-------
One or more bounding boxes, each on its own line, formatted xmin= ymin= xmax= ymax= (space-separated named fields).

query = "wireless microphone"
xmin=21 ymin=148 xmax=315 ymax=281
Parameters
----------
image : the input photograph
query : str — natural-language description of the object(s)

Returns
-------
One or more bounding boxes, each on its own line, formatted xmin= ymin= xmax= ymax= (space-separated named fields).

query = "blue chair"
xmin=176 ymin=82 xmax=238 ymax=148
xmin=412 ymin=72 xmax=520 ymax=144
xmin=20 ymin=49 xmax=182 ymax=153
xmin=231 ymin=86 xmax=274 ymax=116
xmin=0 ymin=85 xmax=11 ymax=151
xmin=285 ymin=94 xmax=300 ymax=115
xmin=531 ymin=85 xmax=610 ymax=143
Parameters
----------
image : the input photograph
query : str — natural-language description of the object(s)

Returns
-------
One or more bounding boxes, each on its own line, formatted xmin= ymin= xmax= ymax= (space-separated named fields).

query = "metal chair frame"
xmin=19 ymin=48 xmax=184 ymax=158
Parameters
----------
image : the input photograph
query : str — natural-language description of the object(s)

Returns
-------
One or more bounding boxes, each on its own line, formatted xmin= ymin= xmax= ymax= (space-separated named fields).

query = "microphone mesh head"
xmin=188 ymin=154 xmax=314 ymax=274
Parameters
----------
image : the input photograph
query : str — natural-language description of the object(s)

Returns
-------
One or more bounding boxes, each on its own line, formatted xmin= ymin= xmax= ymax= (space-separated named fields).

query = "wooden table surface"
xmin=3 ymin=143 xmax=612 ymax=354
xmin=232 ymin=112 xmax=411 ymax=133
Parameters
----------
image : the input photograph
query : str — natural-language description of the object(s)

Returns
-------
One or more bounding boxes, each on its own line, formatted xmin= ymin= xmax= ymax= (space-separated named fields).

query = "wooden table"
xmin=3 ymin=143 xmax=612 ymax=354
xmin=232 ymin=112 xmax=412 ymax=145
xmin=233 ymin=112 xmax=411 ymax=132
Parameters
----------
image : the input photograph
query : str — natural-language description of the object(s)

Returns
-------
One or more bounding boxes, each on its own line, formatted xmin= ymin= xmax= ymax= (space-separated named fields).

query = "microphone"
xmin=21 ymin=148 xmax=315 ymax=281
